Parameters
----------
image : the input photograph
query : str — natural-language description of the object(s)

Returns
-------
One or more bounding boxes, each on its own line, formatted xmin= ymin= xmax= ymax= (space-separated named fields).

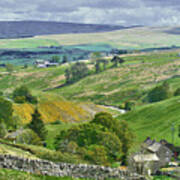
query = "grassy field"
xmin=0 ymin=168 xmax=92 ymax=180
xmin=1 ymin=26 xmax=180 ymax=50
xmin=0 ymin=38 xmax=59 ymax=48
xmin=1 ymin=50 xmax=180 ymax=150
xmin=118 ymin=96 xmax=180 ymax=146
xmin=35 ymin=26 xmax=180 ymax=49
xmin=0 ymin=168 xmax=173 ymax=180
xmin=51 ymin=51 xmax=180 ymax=106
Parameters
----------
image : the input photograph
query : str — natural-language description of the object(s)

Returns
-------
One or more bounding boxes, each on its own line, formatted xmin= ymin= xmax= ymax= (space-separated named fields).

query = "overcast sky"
xmin=0 ymin=0 xmax=179 ymax=26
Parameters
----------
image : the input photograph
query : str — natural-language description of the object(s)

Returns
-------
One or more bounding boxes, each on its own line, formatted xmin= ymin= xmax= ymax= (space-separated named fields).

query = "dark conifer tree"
xmin=28 ymin=108 xmax=47 ymax=141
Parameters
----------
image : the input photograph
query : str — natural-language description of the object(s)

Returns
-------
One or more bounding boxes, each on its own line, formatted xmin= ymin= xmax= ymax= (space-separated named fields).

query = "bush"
xmin=16 ymin=129 xmax=42 ymax=146
xmin=14 ymin=96 xmax=26 ymax=104
xmin=148 ymin=82 xmax=171 ymax=103
xmin=174 ymin=88 xmax=180 ymax=96
xmin=0 ymin=91 xmax=3 ymax=96
xmin=51 ymin=120 xmax=62 ymax=125
xmin=85 ymin=145 xmax=109 ymax=165
xmin=55 ymin=112 xmax=134 ymax=165
xmin=124 ymin=101 xmax=135 ymax=111
xmin=0 ymin=123 xmax=7 ymax=138
xmin=0 ymin=97 xmax=13 ymax=127
xmin=13 ymin=85 xmax=38 ymax=104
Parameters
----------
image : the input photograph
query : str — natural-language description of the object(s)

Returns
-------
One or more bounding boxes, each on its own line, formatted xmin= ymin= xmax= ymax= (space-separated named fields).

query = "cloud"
xmin=0 ymin=0 xmax=180 ymax=26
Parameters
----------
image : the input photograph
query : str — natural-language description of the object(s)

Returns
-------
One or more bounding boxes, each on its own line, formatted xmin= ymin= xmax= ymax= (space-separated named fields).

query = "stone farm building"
xmin=35 ymin=59 xmax=59 ymax=68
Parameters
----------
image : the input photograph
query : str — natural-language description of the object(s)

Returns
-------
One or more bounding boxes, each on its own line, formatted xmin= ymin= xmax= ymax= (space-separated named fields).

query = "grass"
xmin=0 ymin=168 xmax=92 ymax=180
xmin=118 ymin=96 xmax=180 ymax=146
xmin=0 ymin=38 xmax=59 ymax=48
xmin=46 ymin=123 xmax=75 ymax=149
xmin=50 ymin=51 xmax=180 ymax=106
xmin=1 ymin=26 xmax=180 ymax=50
xmin=35 ymin=26 xmax=180 ymax=49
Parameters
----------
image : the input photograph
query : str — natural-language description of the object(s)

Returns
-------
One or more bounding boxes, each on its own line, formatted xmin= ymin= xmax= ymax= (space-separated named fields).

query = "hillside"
xmin=51 ymin=51 xmax=180 ymax=106
xmin=0 ymin=21 xmax=125 ymax=39
xmin=36 ymin=26 xmax=180 ymax=49
xmin=2 ymin=26 xmax=180 ymax=50
xmin=118 ymin=96 xmax=180 ymax=146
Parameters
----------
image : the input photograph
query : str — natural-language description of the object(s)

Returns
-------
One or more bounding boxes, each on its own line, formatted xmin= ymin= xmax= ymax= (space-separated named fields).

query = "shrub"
xmin=174 ymin=88 xmax=180 ymax=96
xmin=85 ymin=145 xmax=109 ymax=165
xmin=14 ymin=96 xmax=26 ymax=104
xmin=148 ymin=82 xmax=171 ymax=103
xmin=55 ymin=112 xmax=134 ymax=165
xmin=124 ymin=101 xmax=135 ymax=111
xmin=13 ymin=85 xmax=38 ymax=104
xmin=0 ymin=91 xmax=3 ymax=96
xmin=0 ymin=97 xmax=13 ymax=127
xmin=16 ymin=129 xmax=42 ymax=146
xmin=0 ymin=123 xmax=7 ymax=138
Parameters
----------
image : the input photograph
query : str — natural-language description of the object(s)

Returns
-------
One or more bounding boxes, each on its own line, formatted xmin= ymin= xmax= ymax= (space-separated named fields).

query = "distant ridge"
xmin=0 ymin=21 xmax=127 ymax=39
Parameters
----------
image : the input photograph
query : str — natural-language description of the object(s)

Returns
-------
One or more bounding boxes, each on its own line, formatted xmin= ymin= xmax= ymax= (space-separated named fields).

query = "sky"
xmin=0 ymin=0 xmax=179 ymax=26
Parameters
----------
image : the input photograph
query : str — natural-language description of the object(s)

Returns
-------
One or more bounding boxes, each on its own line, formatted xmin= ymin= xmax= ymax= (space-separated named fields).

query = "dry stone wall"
xmin=0 ymin=154 xmax=144 ymax=179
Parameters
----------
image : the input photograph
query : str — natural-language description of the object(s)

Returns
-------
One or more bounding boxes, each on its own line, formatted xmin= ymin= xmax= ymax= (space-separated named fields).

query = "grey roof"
xmin=6 ymin=128 xmax=24 ymax=139
xmin=147 ymin=142 xmax=162 ymax=153
xmin=133 ymin=154 xmax=159 ymax=163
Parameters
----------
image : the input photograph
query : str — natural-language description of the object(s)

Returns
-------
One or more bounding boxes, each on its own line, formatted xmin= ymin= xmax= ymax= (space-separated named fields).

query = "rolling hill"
xmin=119 ymin=96 xmax=180 ymax=146
xmin=36 ymin=26 xmax=180 ymax=50
xmin=0 ymin=21 xmax=125 ymax=39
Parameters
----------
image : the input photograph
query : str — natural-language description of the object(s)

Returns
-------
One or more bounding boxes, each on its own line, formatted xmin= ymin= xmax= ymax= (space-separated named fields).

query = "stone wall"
xmin=0 ymin=154 xmax=143 ymax=179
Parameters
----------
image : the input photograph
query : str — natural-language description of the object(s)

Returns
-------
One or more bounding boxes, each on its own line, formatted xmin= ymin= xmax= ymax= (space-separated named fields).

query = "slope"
xmin=36 ymin=26 xmax=180 ymax=49
xmin=118 ymin=96 xmax=180 ymax=146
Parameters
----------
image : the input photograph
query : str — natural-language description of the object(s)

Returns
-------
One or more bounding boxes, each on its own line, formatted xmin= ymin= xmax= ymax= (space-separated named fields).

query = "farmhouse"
xmin=35 ymin=59 xmax=59 ymax=68
xmin=130 ymin=137 xmax=173 ymax=175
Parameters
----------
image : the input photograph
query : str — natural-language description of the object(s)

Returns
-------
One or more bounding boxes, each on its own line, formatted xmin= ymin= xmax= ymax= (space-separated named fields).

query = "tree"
xmin=174 ymin=88 xmax=180 ymax=96
xmin=92 ymin=112 xmax=134 ymax=164
xmin=111 ymin=56 xmax=124 ymax=67
xmin=6 ymin=64 xmax=14 ymax=73
xmin=65 ymin=62 xmax=89 ymax=83
xmin=51 ymin=56 xmax=60 ymax=63
xmin=148 ymin=82 xmax=171 ymax=103
xmin=91 ymin=112 xmax=114 ymax=129
xmin=91 ymin=52 xmax=102 ymax=64
xmin=13 ymin=85 xmax=37 ymax=104
xmin=101 ymin=59 xmax=109 ymax=70
xmin=98 ymin=131 xmax=123 ymax=160
xmin=62 ymin=55 xmax=68 ymax=64
xmin=23 ymin=64 xmax=28 ymax=69
xmin=95 ymin=59 xmax=109 ymax=73
xmin=65 ymin=69 xmax=71 ymax=84
xmin=124 ymin=101 xmax=136 ymax=111
xmin=85 ymin=145 xmax=109 ymax=165
xmin=95 ymin=61 xmax=101 ymax=73
xmin=16 ymin=129 xmax=42 ymax=145
xmin=28 ymin=108 xmax=47 ymax=141
xmin=0 ymin=97 xmax=13 ymax=127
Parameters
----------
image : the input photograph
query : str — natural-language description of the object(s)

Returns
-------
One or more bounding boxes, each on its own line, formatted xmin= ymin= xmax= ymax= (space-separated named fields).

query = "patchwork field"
xmin=36 ymin=26 xmax=180 ymax=49
xmin=1 ymin=50 xmax=180 ymax=149
xmin=52 ymin=51 xmax=180 ymax=106
xmin=1 ymin=26 xmax=180 ymax=50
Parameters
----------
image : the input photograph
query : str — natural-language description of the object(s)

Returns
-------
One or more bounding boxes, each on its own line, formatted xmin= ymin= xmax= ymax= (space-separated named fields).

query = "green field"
xmin=119 ymin=96 xmax=180 ymax=146
xmin=51 ymin=51 xmax=180 ymax=106
xmin=1 ymin=26 xmax=180 ymax=50
xmin=1 ymin=50 xmax=179 ymax=178
xmin=36 ymin=26 xmax=180 ymax=49
xmin=0 ymin=38 xmax=59 ymax=49
xmin=0 ymin=168 xmax=91 ymax=180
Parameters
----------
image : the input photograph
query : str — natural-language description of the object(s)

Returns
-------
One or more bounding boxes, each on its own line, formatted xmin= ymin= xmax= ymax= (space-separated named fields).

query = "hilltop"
xmin=0 ymin=21 xmax=125 ymax=39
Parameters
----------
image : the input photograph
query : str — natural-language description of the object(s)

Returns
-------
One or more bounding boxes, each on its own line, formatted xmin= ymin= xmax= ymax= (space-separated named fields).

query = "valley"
xmin=0 ymin=26 xmax=180 ymax=179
